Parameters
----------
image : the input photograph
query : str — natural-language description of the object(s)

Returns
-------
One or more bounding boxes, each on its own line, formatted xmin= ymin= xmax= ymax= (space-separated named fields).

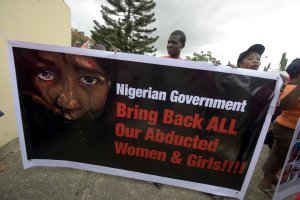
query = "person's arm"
xmin=279 ymin=83 xmax=300 ymax=110
xmin=226 ymin=61 xmax=238 ymax=68
xmin=212 ymin=60 xmax=221 ymax=66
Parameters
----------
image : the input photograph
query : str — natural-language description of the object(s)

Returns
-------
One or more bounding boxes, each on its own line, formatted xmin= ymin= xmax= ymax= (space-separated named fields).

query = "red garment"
xmin=162 ymin=55 xmax=182 ymax=59
xmin=295 ymin=194 xmax=300 ymax=200
xmin=80 ymin=40 xmax=90 ymax=48
xmin=276 ymin=84 xmax=300 ymax=129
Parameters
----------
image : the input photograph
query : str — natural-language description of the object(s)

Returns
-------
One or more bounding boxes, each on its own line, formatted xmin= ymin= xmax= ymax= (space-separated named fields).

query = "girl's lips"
xmin=251 ymin=65 xmax=259 ymax=69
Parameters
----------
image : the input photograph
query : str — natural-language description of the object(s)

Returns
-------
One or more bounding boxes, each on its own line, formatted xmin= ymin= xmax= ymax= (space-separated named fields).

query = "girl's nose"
xmin=56 ymin=93 xmax=82 ymax=110
xmin=55 ymin=73 xmax=82 ymax=110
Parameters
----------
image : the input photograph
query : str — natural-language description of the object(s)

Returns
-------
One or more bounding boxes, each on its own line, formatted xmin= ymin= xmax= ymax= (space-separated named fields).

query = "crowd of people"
xmin=87 ymin=29 xmax=300 ymax=199
xmin=157 ymin=30 xmax=299 ymax=199
xmin=6 ymin=30 xmax=299 ymax=200
xmin=259 ymin=58 xmax=300 ymax=198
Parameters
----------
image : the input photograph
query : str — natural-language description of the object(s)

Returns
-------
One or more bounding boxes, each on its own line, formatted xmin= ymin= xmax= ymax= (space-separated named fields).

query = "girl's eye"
xmin=79 ymin=76 xmax=99 ymax=85
xmin=37 ymin=71 xmax=55 ymax=81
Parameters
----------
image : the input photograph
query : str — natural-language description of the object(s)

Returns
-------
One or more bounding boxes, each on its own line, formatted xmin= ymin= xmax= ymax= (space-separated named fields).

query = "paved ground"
xmin=0 ymin=138 xmax=295 ymax=200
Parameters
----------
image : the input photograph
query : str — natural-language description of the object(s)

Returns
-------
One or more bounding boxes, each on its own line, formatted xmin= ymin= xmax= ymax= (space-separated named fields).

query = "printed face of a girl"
xmin=32 ymin=52 xmax=110 ymax=120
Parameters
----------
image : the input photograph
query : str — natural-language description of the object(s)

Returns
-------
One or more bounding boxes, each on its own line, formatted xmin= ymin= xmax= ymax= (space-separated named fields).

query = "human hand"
xmin=22 ymin=91 xmax=62 ymax=116
xmin=110 ymin=47 xmax=121 ymax=53
xmin=227 ymin=61 xmax=237 ymax=68
xmin=212 ymin=60 xmax=221 ymax=66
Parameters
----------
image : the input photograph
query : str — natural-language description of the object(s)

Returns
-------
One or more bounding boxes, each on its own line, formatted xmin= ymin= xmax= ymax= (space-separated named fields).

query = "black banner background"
xmin=13 ymin=47 xmax=276 ymax=190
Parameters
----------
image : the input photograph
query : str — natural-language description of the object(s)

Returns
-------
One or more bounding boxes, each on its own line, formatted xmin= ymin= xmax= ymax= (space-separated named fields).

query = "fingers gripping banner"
xmin=8 ymin=41 xmax=282 ymax=199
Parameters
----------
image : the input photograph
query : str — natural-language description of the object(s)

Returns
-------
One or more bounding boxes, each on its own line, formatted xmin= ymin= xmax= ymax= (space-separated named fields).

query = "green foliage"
xmin=91 ymin=0 xmax=159 ymax=54
xmin=279 ymin=52 xmax=288 ymax=71
xmin=263 ymin=62 xmax=272 ymax=71
xmin=71 ymin=28 xmax=90 ymax=47
xmin=186 ymin=51 xmax=218 ymax=62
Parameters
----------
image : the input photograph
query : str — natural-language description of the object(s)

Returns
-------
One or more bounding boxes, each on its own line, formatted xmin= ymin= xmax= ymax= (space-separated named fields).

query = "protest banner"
xmin=273 ymin=119 xmax=300 ymax=200
xmin=8 ymin=41 xmax=282 ymax=199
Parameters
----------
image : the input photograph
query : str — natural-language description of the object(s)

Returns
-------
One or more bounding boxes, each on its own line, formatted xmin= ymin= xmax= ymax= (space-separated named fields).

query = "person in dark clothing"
xmin=154 ymin=30 xmax=186 ymax=190
xmin=163 ymin=30 xmax=186 ymax=59
xmin=259 ymin=58 xmax=300 ymax=198
xmin=211 ymin=44 xmax=266 ymax=200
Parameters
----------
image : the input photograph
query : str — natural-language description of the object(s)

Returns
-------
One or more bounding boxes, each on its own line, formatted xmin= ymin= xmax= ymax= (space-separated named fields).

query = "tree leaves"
xmin=186 ymin=51 xmax=218 ymax=62
xmin=91 ymin=0 xmax=159 ymax=54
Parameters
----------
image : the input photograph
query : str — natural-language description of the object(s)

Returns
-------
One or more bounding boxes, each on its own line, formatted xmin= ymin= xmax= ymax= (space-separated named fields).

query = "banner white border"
xmin=7 ymin=40 xmax=283 ymax=199
xmin=273 ymin=119 xmax=300 ymax=200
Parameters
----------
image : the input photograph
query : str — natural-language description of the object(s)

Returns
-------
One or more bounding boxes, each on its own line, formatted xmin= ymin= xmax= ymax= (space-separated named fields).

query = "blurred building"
xmin=0 ymin=0 xmax=71 ymax=147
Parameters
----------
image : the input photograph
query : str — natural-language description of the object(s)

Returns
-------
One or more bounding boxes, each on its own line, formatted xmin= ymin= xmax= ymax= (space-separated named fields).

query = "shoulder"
xmin=280 ymin=84 xmax=298 ymax=99
xmin=283 ymin=84 xmax=297 ymax=92
xmin=161 ymin=55 xmax=181 ymax=59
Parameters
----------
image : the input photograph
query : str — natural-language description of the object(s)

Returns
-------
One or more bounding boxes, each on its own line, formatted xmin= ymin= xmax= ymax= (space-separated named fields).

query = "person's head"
xmin=286 ymin=58 xmax=300 ymax=81
xmin=237 ymin=44 xmax=265 ymax=70
xmin=93 ymin=42 xmax=106 ymax=51
xmin=167 ymin=30 xmax=186 ymax=58
xmin=17 ymin=49 xmax=111 ymax=121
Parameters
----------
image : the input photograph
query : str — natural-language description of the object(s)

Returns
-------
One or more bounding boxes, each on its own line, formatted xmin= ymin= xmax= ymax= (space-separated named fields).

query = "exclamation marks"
xmin=226 ymin=161 xmax=235 ymax=173
xmin=233 ymin=161 xmax=240 ymax=173
xmin=239 ymin=162 xmax=247 ymax=174
xmin=221 ymin=160 xmax=228 ymax=172
xmin=221 ymin=160 xmax=247 ymax=174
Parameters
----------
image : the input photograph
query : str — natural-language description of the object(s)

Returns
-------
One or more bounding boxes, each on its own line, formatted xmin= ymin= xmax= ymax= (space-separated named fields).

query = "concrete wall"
xmin=0 ymin=0 xmax=71 ymax=147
